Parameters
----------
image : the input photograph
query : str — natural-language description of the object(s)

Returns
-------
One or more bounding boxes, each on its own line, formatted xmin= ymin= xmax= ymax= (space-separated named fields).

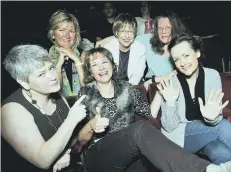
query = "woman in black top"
xmin=1 ymin=44 xmax=86 ymax=172
xmin=76 ymin=47 xmax=230 ymax=172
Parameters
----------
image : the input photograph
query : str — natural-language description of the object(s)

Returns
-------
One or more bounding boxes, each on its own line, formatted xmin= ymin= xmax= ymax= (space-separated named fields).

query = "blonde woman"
xmin=48 ymin=10 xmax=85 ymax=98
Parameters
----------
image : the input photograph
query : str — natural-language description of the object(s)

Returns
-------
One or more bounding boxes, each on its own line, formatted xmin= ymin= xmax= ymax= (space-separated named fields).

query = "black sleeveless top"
xmin=1 ymin=89 xmax=70 ymax=172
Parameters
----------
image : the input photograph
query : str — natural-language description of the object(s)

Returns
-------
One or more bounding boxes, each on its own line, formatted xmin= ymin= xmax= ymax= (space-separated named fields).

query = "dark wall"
xmin=2 ymin=1 xmax=231 ymax=100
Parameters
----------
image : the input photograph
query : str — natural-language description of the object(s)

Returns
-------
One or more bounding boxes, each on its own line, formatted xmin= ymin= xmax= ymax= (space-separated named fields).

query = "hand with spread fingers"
xmin=156 ymin=70 xmax=177 ymax=83
xmin=198 ymin=88 xmax=229 ymax=121
xmin=89 ymin=107 xmax=110 ymax=133
xmin=144 ymin=70 xmax=177 ymax=91
xmin=156 ymin=72 xmax=179 ymax=105
xmin=53 ymin=153 xmax=70 ymax=172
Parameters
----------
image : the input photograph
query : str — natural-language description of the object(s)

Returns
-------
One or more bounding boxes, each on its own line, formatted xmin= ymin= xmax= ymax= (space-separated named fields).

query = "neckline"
xmin=21 ymin=89 xmax=57 ymax=116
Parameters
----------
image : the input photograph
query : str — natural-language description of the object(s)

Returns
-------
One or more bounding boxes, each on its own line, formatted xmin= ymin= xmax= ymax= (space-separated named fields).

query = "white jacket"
xmin=104 ymin=38 xmax=146 ymax=85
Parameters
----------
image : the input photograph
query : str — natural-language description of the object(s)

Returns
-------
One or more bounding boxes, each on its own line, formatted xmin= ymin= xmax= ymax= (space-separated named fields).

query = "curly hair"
xmin=83 ymin=47 xmax=118 ymax=84
xmin=150 ymin=11 xmax=191 ymax=55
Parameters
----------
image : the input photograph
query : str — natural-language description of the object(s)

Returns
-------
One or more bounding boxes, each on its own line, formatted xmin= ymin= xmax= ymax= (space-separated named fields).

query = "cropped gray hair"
xmin=3 ymin=44 xmax=51 ymax=82
xmin=47 ymin=10 xmax=81 ymax=46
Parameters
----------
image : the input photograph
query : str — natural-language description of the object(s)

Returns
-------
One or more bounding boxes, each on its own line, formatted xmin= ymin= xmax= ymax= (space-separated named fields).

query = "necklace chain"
xmin=26 ymin=91 xmax=63 ymax=131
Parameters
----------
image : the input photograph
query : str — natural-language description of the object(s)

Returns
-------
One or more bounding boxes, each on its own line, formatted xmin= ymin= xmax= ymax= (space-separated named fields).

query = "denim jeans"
xmin=184 ymin=119 xmax=231 ymax=164
xmin=84 ymin=120 xmax=210 ymax=172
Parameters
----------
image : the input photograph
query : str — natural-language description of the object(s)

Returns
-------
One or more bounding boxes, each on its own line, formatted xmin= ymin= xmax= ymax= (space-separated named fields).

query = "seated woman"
xmin=75 ymin=47 xmax=230 ymax=172
xmin=151 ymin=33 xmax=231 ymax=165
xmin=104 ymin=13 xmax=147 ymax=85
xmin=47 ymin=10 xmax=85 ymax=98
xmin=95 ymin=11 xmax=192 ymax=89
xmin=1 ymin=44 xmax=87 ymax=172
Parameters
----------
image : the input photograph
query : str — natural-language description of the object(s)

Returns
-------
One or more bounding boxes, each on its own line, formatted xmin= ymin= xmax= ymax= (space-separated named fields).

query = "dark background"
xmin=2 ymin=1 xmax=231 ymax=100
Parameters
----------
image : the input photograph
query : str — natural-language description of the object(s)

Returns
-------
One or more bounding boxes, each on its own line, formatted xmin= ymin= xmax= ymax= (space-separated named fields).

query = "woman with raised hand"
xmin=1 ymin=44 xmax=87 ymax=172
xmin=151 ymin=33 xmax=231 ymax=165
xmin=76 ymin=47 xmax=230 ymax=172
xmin=95 ymin=11 xmax=191 ymax=89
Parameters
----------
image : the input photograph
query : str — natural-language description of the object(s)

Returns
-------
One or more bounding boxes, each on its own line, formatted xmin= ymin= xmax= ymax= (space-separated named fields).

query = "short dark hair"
xmin=83 ymin=47 xmax=118 ymax=84
xmin=168 ymin=33 xmax=203 ymax=53
xmin=168 ymin=33 xmax=205 ymax=65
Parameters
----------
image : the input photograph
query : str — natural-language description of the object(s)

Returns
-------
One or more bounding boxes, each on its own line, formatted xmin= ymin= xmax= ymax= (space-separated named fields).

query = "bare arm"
xmin=55 ymin=53 xmax=65 ymax=87
xmin=1 ymin=103 xmax=78 ymax=169
xmin=1 ymin=95 xmax=86 ymax=169
xmin=56 ymin=66 xmax=63 ymax=86
xmin=74 ymin=59 xmax=85 ymax=86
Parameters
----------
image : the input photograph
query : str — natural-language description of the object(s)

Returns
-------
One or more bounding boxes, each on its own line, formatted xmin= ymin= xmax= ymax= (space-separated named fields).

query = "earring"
xmin=28 ymin=91 xmax=37 ymax=104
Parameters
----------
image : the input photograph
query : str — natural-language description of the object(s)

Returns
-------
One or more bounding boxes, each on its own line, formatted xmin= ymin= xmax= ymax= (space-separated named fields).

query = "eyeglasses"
xmin=158 ymin=27 xmax=172 ymax=33
xmin=118 ymin=30 xmax=135 ymax=35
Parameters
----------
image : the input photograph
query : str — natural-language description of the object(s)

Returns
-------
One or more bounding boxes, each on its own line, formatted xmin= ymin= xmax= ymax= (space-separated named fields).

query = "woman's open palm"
xmin=157 ymin=76 xmax=180 ymax=104
xmin=198 ymin=89 xmax=229 ymax=120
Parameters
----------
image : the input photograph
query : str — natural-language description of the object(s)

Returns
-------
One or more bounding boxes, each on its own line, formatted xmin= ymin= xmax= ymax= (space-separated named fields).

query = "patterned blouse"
xmin=76 ymin=81 xmax=152 ymax=137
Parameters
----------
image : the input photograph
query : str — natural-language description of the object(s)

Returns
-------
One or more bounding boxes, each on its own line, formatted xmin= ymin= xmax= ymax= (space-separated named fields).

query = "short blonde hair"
xmin=47 ymin=10 xmax=81 ymax=46
xmin=112 ymin=13 xmax=137 ymax=36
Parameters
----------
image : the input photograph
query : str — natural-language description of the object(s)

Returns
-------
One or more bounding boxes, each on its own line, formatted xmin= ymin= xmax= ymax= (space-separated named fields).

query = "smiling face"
xmin=157 ymin=17 xmax=172 ymax=44
xmin=170 ymin=41 xmax=200 ymax=77
xmin=89 ymin=53 xmax=113 ymax=84
xmin=53 ymin=21 xmax=76 ymax=48
xmin=26 ymin=61 xmax=60 ymax=94
xmin=116 ymin=24 xmax=136 ymax=52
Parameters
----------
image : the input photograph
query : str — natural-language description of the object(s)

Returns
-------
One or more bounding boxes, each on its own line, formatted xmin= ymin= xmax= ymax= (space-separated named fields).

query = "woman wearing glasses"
xmin=95 ymin=11 xmax=191 ymax=86
xmin=103 ymin=13 xmax=147 ymax=85
xmin=139 ymin=10 xmax=192 ymax=88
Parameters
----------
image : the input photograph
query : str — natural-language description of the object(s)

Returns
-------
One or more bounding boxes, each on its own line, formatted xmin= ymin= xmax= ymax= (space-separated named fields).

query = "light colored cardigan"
xmin=104 ymin=38 xmax=147 ymax=85
xmin=161 ymin=67 xmax=223 ymax=147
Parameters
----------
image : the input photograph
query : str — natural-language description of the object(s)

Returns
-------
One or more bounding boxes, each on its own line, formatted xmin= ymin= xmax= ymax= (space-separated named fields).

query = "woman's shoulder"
xmin=79 ymin=82 xmax=96 ymax=94
xmin=2 ymin=88 xmax=23 ymax=106
xmin=133 ymin=39 xmax=145 ymax=49
xmin=203 ymin=67 xmax=219 ymax=74
xmin=203 ymin=67 xmax=220 ymax=78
